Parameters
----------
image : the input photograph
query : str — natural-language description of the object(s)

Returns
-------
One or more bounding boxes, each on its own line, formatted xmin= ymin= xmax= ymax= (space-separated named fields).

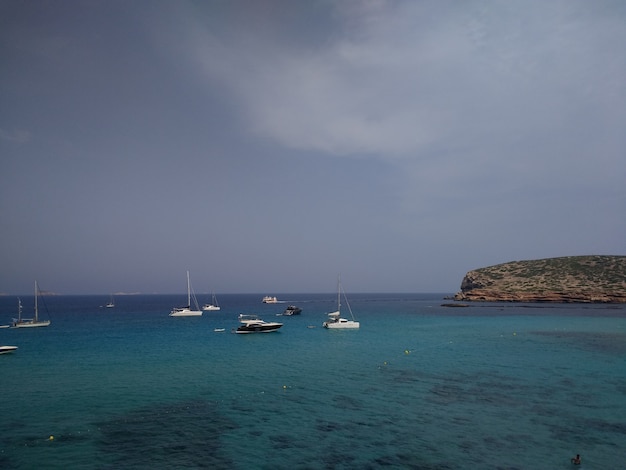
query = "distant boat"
xmin=105 ymin=294 xmax=115 ymax=308
xmin=202 ymin=292 xmax=220 ymax=311
xmin=12 ymin=281 xmax=51 ymax=328
xmin=282 ymin=305 xmax=302 ymax=316
xmin=262 ymin=296 xmax=279 ymax=303
xmin=235 ymin=314 xmax=282 ymax=333
xmin=0 ymin=345 xmax=18 ymax=354
xmin=169 ymin=271 xmax=202 ymax=317
xmin=323 ymin=276 xmax=359 ymax=329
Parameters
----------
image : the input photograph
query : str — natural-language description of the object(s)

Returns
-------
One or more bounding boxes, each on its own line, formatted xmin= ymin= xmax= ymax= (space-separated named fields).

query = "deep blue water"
xmin=1 ymin=293 xmax=625 ymax=469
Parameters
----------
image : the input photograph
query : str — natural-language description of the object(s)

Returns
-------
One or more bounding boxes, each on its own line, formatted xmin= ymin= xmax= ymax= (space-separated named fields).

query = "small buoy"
xmin=404 ymin=350 xmax=410 ymax=354
xmin=283 ymin=385 xmax=287 ymax=389
xmin=513 ymin=332 xmax=517 ymax=336
xmin=49 ymin=435 xmax=54 ymax=441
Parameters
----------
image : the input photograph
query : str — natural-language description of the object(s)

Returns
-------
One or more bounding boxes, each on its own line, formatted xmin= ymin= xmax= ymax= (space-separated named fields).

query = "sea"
xmin=1 ymin=293 xmax=625 ymax=469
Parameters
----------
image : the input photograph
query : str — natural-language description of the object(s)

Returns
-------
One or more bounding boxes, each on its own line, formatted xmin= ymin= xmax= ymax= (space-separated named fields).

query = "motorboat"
xmin=235 ymin=314 xmax=282 ymax=333
xmin=282 ymin=305 xmax=302 ymax=316
xmin=262 ymin=296 xmax=279 ymax=303
xmin=0 ymin=345 xmax=18 ymax=354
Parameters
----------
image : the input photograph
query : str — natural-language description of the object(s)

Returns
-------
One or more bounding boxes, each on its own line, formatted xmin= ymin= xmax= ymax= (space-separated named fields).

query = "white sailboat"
xmin=12 ymin=281 xmax=51 ymax=328
xmin=323 ymin=276 xmax=359 ymax=329
xmin=169 ymin=271 xmax=202 ymax=317
xmin=105 ymin=294 xmax=115 ymax=308
xmin=202 ymin=292 xmax=220 ymax=311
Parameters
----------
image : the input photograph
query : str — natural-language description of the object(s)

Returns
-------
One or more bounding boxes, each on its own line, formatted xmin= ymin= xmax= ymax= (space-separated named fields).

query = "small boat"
xmin=282 ymin=305 xmax=302 ymax=316
xmin=262 ymin=296 xmax=279 ymax=303
xmin=323 ymin=276 xmax=359 ymax=329
xmin=169 ymin=271 xmax=202 ymax=317
xmin=214 ymin=328 xmax=225 ymax=332
xmin=202 ymin=292 xmax=220 ymax=311
xmin=12 ymin=282 xmax=51 ymax=328
xmin=235 ymin=314 xmax=283 ymax=333
xmin=0 ymin=345 xmax=18 ymax=354
xmin=105 ymin=294 xmax=115 ymax=308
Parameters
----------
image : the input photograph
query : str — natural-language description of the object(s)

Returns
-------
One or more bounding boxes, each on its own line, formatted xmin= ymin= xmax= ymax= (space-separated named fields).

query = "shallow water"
xmin=1 ymin=294 xmax=624 ymax=469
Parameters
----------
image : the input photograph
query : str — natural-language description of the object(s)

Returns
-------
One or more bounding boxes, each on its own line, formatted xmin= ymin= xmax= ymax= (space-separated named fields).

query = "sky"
xmin=1 ymin=0 xmax=625 ymax=295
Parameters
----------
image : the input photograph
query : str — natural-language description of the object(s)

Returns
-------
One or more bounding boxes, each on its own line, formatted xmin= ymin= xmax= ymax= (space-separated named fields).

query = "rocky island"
xmin=454 ymin=255 xmax=626 ymax=303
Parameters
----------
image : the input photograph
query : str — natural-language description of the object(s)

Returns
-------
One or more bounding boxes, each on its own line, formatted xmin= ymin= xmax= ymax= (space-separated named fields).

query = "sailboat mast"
xmin=34 ymin=280 xmax=38 ymax=321
xmin=337 ymin=275 xmax=341 ymax=313
xmin=187 ymin=271 xmax=191 ymax=307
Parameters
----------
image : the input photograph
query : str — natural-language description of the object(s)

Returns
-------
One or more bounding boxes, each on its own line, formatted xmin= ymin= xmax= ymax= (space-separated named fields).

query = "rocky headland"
xmin=454 ymin=255 xmax=626 ymax=303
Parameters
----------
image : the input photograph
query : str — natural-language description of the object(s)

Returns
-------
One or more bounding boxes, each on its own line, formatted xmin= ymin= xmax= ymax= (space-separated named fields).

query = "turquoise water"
xmin=1 ymin=294 xmax=625 ymax=469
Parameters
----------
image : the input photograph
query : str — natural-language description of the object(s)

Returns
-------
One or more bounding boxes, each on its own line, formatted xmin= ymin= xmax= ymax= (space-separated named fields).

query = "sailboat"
xmin=202 ymin=291 xmax=220 ymax=311
xmin=169 ymin=271 xmax=202 ymax=317
xmin=105 ymin=294 xmax=115 ymax=308
xmin=12 ymin=281 xmax=52 ymax=328
xmin=323 ymin=276 xmax=359 ymax=329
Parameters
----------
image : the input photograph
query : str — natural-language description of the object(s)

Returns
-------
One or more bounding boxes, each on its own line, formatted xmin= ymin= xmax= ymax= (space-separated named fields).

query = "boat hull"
xmin=0 ymin=345 xmax=18 ymax=354
xmin=202 ymin=305 xmax=221 ymax=311
xmin=235 ymin=324 xmax=282 ymax=333
xmin=323 ymin=319 xmax=360 ymax=329
xmin=12 ymin=320 xmax=51 ymax=328
xmin=169 ymin=309 xmax=202 ymax=317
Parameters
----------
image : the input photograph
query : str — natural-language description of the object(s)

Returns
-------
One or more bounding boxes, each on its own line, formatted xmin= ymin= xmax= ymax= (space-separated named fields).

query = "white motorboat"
xmin=0 ymin=345 xmax=18 ymax=354
xmin=169 ymin=271 xmax=202 ymax=317
xmin=323 ymin=277 xmax=359 ymax=329
xmin=12 ymin=282 xmax=51 ymax=328
xmin=262 ymin=296 xmax=279 ymax=303
xmin=235 ymin=314 xmax=282 ymax=333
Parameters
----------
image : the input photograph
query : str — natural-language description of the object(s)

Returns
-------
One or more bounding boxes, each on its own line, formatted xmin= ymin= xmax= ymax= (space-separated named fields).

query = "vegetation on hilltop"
xmin=455 ymin=255 xmax=626 ymax=303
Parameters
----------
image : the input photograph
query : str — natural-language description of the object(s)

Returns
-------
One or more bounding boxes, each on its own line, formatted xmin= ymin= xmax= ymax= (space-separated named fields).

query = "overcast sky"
xmin=1 ymin=0 xmax=625 ymax=295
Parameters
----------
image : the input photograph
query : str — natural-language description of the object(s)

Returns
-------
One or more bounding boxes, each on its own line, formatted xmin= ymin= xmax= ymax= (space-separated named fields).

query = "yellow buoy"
xmin=49 ymin=435 xmax=54 ymax=441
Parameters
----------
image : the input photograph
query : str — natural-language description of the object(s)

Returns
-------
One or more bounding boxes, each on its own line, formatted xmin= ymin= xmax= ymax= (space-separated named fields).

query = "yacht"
xmin=235 ymin=314 xmax=282 ymax=333
xmin=323 ymin=276 xmax=359 ymax=329
xmin=282 ymin=305 xmax=302 ymax=316
xmin=262 ymin=296 xmax=279 ymax=303
xmin=202 ymin=292 xmax=220 ymax=311
xmin=12 ymin=282 xmax=51 ymax=328
xmin=169 ymin=271 xmax=202 ymax=317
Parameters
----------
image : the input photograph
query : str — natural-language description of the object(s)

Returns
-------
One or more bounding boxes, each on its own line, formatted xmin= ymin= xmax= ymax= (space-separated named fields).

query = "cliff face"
xmin=454 ymin=255 xmax=626 ymax=303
